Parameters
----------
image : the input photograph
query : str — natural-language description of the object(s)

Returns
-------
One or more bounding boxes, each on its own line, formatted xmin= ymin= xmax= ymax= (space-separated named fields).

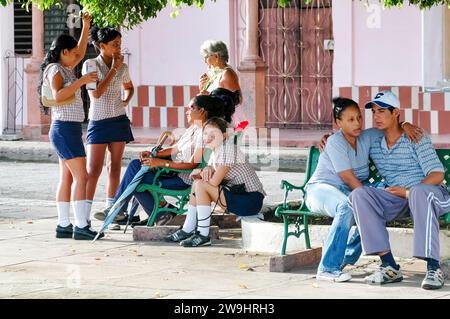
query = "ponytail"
xmin=210 ymin=88 xmax=240 ymax=124
xmin=90 ymin=26 xmax=122 ymax=52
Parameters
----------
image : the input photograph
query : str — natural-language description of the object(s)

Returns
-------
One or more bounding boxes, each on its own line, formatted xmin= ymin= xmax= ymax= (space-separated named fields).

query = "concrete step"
xmin=166 ymin=213 xmax=241 ymax=229
xmin=241 ymin=218 xmax=450 ymax=259
xmin=133 ymin=225 xmax=219 ymax=242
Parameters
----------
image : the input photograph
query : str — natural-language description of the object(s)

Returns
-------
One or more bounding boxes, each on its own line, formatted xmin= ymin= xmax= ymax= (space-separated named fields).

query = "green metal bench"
xmin=134 ymin=149 xmax=211 ymax=227
xmin=275 ymin=146 xmax=450 ymax=256
xmin=135 ymin=133 xmax=242 ymax=227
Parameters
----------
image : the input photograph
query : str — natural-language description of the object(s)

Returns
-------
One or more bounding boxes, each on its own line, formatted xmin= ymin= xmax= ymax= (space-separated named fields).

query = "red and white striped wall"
xmin=334 ymin=86 xmax=450 ymax=134
xmin=130 ymin=84 xmax=450 ymax=133
xmin=130 ymin=85 xmax=199 ymax=128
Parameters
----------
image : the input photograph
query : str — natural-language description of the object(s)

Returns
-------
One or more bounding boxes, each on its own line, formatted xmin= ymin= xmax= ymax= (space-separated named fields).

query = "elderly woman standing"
xmin=199 ymin=40 xmax=243 ymax=123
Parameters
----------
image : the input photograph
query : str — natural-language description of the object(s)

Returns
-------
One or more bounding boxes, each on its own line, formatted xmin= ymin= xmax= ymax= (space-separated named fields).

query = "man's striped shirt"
xmin=370 ymin=134 xmax=443 ymax=188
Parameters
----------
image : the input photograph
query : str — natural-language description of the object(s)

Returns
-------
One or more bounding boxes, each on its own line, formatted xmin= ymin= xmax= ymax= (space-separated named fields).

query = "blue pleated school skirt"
xmin=223 ymin=190 xmax=265 ymax=216
xmin=49 ymin=120 xmax=86 ymax=160
xmin=86 ymin=115 xmax=134 ymax=145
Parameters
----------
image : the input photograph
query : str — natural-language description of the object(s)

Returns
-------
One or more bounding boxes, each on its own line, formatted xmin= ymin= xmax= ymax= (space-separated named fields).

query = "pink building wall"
xmin=333 ymin=0 xmax=423 ymax=87
xmin=333 ymin=1 xmax=450 ymax=135
xmin=121 ymin=1 xmax=230 ymax=87
xmin=123 ymin=1 xmax=448 ymax=132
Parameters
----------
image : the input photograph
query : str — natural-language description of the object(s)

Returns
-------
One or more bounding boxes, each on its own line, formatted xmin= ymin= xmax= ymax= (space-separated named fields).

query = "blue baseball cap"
xmin=364 ymin=91 xmax=400 ymax=109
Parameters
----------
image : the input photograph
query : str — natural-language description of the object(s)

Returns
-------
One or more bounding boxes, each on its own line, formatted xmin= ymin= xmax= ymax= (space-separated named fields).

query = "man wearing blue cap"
xmin=349 ymin=91 xmax=449 ymax=290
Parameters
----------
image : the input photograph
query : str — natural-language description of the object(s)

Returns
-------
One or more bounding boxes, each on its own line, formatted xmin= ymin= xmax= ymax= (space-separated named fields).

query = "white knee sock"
xmin=57 ymin=202 xmax=71 ymax=227
xmin=182 ymin=204 xmax=198 ymax=233
xmin=197 ymin=205 xmax=211 ymax=237
xmin=85 ymin=200 xmax=93 ymax=223
xmin=105 ymin=198 xmax=115 ymax=209
xmin=73 ymin=200 xmax=88 ymax=228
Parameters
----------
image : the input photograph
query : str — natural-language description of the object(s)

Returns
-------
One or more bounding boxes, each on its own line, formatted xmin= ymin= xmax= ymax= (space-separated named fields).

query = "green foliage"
xmin=383 ymin=0 xmax=450 ymax=9
xmin=1 ymin=0 xmax=212 ymax=28
xmin=275 ymin=0 xmax=450 ymax=10
xmin=1 ymin=0 xmax=449 ymax=29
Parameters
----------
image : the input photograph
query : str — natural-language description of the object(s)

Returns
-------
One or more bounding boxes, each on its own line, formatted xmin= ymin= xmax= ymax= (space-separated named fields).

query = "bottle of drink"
xmin=85 ymin=60 xmax=97 ymax=90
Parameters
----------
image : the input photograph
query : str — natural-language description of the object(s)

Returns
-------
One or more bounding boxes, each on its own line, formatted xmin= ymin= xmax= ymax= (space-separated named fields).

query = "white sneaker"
xmin=364 ymin=265 xmax=403 ymax=285
xmin=421 ymin=269 xmax=445 ymax=290
xmin=316 ymin=271 xmax=352 ymax=282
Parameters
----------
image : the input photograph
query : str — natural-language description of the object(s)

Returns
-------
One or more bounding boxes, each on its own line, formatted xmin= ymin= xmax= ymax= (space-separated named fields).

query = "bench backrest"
xmin=437 ymin=149 xmax=450 ymax=223
xmin=305 ymin=146 xmax=321 ymax=182
xmin=436 ymin=149 xmax=450 ymax=190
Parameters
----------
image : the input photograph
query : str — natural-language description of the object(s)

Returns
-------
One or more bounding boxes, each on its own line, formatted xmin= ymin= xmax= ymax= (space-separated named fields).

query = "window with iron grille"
xmin=44 ymin=3 xmax=68 ymax=52
xmin=13 ymin=2 xmax=32 ymax=55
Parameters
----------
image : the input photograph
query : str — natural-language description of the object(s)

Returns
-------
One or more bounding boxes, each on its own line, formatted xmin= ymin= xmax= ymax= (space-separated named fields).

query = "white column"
xmin=332 ymin=0 xmax=353 ymax=88
xmin=443 ymin=7 xmax=450 ymax=81
xmin=238 ymin=0 xmax=266 ymax=127
xmin=23 ymin=5 xmax=50 ymax=139
xmin=0 ymin=5 xmax=15 ymax=136
xmin=241 ymin=0 xmax=263 ymax=64
xmin=422 ymin=6 xmax=443 ymax=89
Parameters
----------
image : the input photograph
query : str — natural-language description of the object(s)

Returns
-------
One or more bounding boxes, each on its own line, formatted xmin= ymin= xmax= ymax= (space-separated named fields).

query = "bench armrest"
xmin=279 ymin=179 xmax=307 ymax=208
xmin=151 ymin=167 xmax=194 ymax=184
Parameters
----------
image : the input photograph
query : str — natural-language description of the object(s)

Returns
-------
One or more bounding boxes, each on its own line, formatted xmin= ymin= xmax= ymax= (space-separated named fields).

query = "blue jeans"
xmin=114 ymin=159 xmax=189 ymax=216
xmin=305 ymin=183 xmax=362 ymax=273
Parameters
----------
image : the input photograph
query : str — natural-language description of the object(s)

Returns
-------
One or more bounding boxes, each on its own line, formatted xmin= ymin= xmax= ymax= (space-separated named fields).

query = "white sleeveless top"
xmin=45 ymin=63 xmax=85 ymax=122
xmin=82 ymin=56 xmax=131 ymax=121
xmin=207 ymin=72 xmax=223 ymax=92
xmin=207 ymin=66 xmax=234 ymax=92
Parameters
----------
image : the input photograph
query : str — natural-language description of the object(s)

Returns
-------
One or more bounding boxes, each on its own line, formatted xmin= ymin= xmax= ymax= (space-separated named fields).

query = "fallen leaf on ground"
xmin=153 ymin=292 xmax=161 ymax=298
xmin=26 ymin=221 xmax=33 ymax=224
xmin=95 ymin=257 xmax=101 ymax=261
xmin=246 ymin=268 xmax=255 ymax=271
xmin=312 ymin=283 xmax=319 ymax=288
xmin=239 ymin=284 xmax=248 ymax=289
xmin=239 ymin=263 xmax=248 ymax=269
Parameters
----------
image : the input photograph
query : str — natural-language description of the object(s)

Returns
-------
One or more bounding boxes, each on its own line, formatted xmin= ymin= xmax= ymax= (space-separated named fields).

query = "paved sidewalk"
xmin=1 ymin=162 xmax=449 ymax=299
xmin=1 ymin=218 xmax=450 ymax=299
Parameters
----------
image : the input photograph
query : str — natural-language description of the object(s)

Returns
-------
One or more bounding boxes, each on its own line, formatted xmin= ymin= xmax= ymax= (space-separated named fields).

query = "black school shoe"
xmin=56 ymin=224 xmax=73 ymax=239
xmin=131 ymin=218 xmax=149 ymax=228
xmin=73 ymin=225 xmax=105 ymax=240
xmin=180 ymin=232 xmax=211 ymax=247
xmin=116 ymin=214 xmax=140 ymax=226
